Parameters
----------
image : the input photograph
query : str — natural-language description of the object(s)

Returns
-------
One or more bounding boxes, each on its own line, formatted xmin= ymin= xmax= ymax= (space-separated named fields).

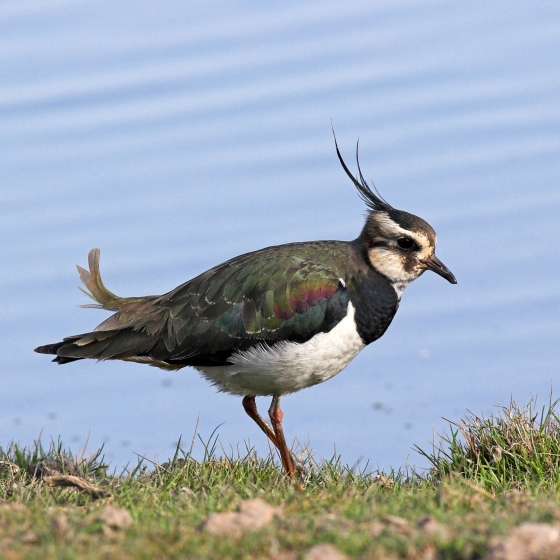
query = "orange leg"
xmin=242 ymin=396 xmax=304 ymax=476
xmin=268 ymin=395 xmax=297 ymax=477
xmin=242 ymin=396 xmax=279 ymax=446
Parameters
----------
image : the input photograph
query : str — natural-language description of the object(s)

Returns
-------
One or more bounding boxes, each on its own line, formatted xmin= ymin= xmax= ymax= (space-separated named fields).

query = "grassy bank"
xmin=1 ymin=398 xmax=560 ymax=559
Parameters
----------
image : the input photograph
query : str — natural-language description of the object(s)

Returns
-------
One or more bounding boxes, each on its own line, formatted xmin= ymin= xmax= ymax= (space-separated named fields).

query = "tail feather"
xmin=35 ymin=338 xmax=84 ymax=364
xmin=35 ymin=330 xmax=155 ymax=363
xmin=34 ymin=247 xmax=166 ymax=366
xmin=77 ymin=248 xmax=122 ymax=311
xmin=35 ymin=341 xmax=68 ymax=355
xmin=53 ymin=356 xmax=82 ymax=364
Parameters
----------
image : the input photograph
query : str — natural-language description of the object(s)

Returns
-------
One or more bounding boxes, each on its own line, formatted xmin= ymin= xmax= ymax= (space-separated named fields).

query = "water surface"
xmin=1 ymin=0 xmax=559 ymax=471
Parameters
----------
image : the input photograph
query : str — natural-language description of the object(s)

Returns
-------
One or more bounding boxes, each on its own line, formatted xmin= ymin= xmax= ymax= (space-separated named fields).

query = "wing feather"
xmin=42 ymin=244 xmax=351 ymax=367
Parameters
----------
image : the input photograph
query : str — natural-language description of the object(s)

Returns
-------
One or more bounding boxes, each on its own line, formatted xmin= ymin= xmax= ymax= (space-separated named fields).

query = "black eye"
xmin=397 ymin=237 xmax=416 ymax=250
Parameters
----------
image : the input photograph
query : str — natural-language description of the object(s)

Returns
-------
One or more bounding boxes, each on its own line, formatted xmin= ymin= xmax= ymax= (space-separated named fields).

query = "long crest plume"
xmin=332 ymin=128 xmax=393 ymax=212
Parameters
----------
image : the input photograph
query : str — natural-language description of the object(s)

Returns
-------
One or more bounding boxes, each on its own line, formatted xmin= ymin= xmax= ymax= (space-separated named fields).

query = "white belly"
xmin=196 ymin=302 xmax=365 ymax=396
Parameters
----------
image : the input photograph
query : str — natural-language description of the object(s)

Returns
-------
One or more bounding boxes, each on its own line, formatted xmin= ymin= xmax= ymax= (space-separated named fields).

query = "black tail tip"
xmin=35 ymin=344 xmax=57 ymax=355
xmin=53 ymin=356 xmax=81 ymax=365
xmin=35 ymin=342 xmax=83 ymax=364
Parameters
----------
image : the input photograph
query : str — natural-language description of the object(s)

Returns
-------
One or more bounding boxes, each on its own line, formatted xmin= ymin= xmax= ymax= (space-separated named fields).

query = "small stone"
xmin=99 ymin=506 xmax=133 ymax=530
xmin=0 ymin=503 xmax=25 ymax=513
xmin=372 ymin=474 xmax=395 ymax=488
xmin=486 ymin=522 xmax=560 ymax=560
xmin=202 ymin=498 xmax=280 ymax=537
xmin=274 ymin=552 xmax=298 ymax=560
xmin=367 ymin=520 xmax=385 ymax=537
xmin=417 ymin=517 xmax=450 ymax=540
xmin=51 ymin=513 xmax=69 ymax=537
xmin=305 ymin=543 xmax=350 ymax=560
xmin=383 ymin=515 xmax=411 ymax=534
xmin=19 ymin=530 xmax=39 ymax=544
xmin=422 ymin=545 xmax=437 ymax=560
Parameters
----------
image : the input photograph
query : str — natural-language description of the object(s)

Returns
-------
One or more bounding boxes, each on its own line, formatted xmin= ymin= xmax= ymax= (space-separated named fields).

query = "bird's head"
xmin=335 ymin=139 xmax=457 ymax=289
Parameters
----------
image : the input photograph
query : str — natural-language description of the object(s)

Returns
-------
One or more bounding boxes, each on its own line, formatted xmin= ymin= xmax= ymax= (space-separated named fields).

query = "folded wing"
xmin=36 ymin=247 xmax=350 ymax=368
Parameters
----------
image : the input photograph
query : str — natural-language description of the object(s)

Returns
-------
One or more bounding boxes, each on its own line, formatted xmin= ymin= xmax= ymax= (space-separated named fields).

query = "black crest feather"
xmin=332 ymin=128 xmax=393 ymax=212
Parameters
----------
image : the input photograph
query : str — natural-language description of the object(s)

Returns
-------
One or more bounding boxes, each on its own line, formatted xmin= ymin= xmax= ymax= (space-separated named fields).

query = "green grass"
xmin=417 ymin=396 xmax=560 ymax=491
xmin=1 ymin=397 xmax=560 ymax=559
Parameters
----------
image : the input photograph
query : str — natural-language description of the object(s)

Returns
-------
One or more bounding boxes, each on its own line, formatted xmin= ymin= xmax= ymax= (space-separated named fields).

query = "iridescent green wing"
xmin=149 ymin=249 xmax=350 ymax=365
xmin=51 ymin=246 xmax=349 ymax=366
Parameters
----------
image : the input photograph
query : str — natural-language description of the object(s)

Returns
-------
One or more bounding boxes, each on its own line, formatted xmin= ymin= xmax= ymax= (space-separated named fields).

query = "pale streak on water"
xmin=1 ymin=0 xmax=559 ymax=471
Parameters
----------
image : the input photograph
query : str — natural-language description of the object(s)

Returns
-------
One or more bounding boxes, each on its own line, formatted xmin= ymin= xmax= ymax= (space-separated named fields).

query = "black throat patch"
xmin=347 ymin=268 xmax=400 ymax=345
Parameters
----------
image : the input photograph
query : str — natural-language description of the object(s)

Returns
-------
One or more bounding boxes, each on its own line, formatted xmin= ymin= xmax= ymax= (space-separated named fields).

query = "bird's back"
xmin=37 ymin=241 xmax=387 ymax=371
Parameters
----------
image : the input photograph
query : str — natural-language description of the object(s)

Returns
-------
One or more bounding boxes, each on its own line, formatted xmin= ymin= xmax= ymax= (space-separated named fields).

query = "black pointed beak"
xmin=424 ymin=254 xmax=457 ymax=284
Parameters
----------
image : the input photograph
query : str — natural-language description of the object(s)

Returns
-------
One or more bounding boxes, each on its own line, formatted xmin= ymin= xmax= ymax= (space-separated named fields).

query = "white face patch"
xmin=367 ymin=212 xmax=435 ymax=289
xmin=367 ymin=247 xmax=420 ymax=287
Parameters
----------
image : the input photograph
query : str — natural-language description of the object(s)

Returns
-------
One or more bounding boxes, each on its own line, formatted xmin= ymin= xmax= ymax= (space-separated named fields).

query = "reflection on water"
xmin=1 ymin=0 xmax=559 ymax=470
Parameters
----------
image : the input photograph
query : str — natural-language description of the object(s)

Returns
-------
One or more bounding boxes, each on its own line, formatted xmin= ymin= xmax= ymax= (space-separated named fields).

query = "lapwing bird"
xmin=36 ymin=140 xmax=456 ymax=476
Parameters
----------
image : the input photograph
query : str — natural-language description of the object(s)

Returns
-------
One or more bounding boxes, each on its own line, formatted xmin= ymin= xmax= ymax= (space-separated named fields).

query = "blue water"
xmin=1 ymin=0 xmax=559 ymax=471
